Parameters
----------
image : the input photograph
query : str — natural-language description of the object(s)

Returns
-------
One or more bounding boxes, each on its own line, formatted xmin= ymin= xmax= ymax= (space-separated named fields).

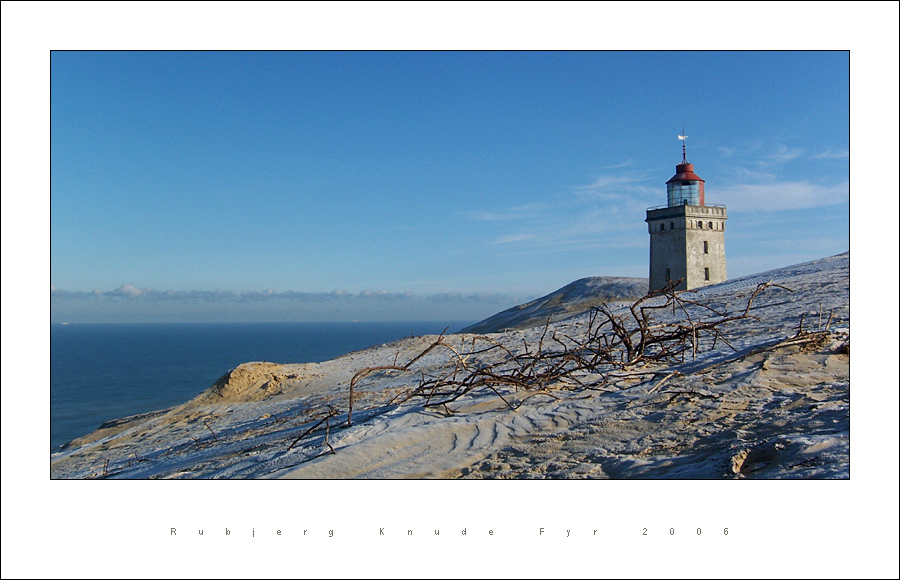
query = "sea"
xmin=50 ymin=321 xmax=472 ymax=453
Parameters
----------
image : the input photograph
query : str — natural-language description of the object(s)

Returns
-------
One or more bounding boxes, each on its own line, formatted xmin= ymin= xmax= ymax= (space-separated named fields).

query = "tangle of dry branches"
xmin=289 ymin=280 xmax=792 ymax=450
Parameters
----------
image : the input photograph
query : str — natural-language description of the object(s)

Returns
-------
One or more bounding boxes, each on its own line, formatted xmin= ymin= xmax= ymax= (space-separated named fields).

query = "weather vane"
xmin=678 ymin=126 xmax=689 ymax=163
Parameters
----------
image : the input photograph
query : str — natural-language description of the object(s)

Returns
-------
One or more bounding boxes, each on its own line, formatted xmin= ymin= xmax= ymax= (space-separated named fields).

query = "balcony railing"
xmin=646 ymin=202 xmax=727 ymax=211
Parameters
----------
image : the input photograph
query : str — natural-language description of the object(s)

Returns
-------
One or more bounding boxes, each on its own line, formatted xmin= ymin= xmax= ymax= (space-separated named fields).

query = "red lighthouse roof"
xmin=667 ymin=163 xmax=705 ymax=183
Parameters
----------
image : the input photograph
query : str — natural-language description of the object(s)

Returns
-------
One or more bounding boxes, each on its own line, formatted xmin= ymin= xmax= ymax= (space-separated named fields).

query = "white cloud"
xmin=51 ymin=283 xmax=526 ymax=323
xmin=716 ymin=180 xmax=849 ymax=211
xmin=572 ymin=171 xmax=661 ymax=213
xmin=717 ymin=140 xmax=843 ymax=173
xmin=109 ymin=284 xmax=146 ymax=298
xmin=575 ymin=173 xmax=653 ymax=194
xmin=811 ymin=149 xmax=850 ymax=160
xmin=597 ymin=159 xmax=635 ymax=170
xmin=493 ymin=233 xmax=534 ymax=244
xmin=767 ymin=145 xmax=805 ymax=165
xmin=472 ymin=201 xmax=547 ymax=222
xmin=50 ymin=285 xmax=515 ymax=306
xmin=469 ymin=167 xmax=664 ymax=253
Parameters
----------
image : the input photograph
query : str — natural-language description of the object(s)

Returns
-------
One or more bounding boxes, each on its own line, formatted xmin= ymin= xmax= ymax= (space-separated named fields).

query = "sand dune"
xmin=461 ymin=276 xmax=647 ymax=333
xmin=51 ymin=252 xmax=849 ymax=479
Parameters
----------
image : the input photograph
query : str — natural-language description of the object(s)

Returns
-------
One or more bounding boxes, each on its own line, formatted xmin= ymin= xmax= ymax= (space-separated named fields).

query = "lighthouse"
xmin=646 ymin=132 xmax=727 ymax=292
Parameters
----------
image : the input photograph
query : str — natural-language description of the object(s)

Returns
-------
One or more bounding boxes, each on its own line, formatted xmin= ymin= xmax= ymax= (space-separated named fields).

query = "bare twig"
xmin=324 ymin=415 xmax=336 ymax=454
xmin=349 ymin=364 xmax=409 ymax=427
xmin=287 ymin=414 xmax=330 ymax=451
xmin=648 ymin=371 xmax=683 ymax=395
xmin=203 ymin=420 xmax=218 ymax=442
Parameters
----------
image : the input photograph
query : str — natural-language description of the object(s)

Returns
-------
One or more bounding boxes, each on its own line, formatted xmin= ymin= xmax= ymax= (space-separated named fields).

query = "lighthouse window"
xmin=708 ymin=221 xmax=713 ymax=229
xmin=669 ymin=222 xmax=674 ymax=230
xmin=698 ymin=221 xmax=703 ymax=229
xmin=704 ymin=267 xmax=710 ymax=281
xmin=703 ymin=241 xmax=709 ymax=254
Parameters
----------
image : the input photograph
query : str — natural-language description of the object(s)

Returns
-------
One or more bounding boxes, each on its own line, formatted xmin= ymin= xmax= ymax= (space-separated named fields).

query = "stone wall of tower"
xmin=685 ymin=225 xmax=726 ymax=289
xmin=647 ymin=205 xmax=727 ymax=292
xmin=648 ymin=218 xmax=687 ymax=291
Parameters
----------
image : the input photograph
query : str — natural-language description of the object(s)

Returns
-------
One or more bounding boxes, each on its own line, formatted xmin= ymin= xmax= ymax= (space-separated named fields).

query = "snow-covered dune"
xmin=51 ymin=252 xmax=849 ymax=479
xmin=461 ymin=276 xmax=647 ymax=334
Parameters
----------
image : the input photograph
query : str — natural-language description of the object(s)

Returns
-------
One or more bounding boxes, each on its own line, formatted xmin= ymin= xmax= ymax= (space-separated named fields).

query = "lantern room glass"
xmin=667 ymin=180 xmax=700 ymax=206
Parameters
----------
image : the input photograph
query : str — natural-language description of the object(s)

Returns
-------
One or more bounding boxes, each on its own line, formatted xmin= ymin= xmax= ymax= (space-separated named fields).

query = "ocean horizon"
xmin=50 ymin=320 xmax=473 ymax=453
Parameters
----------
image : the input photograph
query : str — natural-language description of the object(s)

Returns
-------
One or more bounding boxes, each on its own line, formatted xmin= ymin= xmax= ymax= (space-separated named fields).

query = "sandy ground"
xmin=51 ymin=252 xmax=850 ymax=479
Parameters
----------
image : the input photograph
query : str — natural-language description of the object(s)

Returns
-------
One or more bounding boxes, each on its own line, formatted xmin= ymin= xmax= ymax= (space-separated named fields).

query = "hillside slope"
xmin=460 ymin=276 xmax=647 ymax=334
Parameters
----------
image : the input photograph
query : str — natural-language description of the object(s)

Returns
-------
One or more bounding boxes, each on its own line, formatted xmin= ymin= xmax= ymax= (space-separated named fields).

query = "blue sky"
xmin=47 ymin=49 xmax=850 ymax=321
xmin=2 ymin=2 xmax=881 ymax=325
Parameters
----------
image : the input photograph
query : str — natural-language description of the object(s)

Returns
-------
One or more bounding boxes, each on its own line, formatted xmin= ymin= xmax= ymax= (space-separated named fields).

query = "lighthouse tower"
xmin=646 ymin=133 xmax=727 ymax=292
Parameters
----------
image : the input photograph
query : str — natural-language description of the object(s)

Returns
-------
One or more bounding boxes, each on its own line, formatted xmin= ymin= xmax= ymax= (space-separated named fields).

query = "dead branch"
xmin=287 ymin=408 xmax=338 ymax=451
xmin=283 ymin=279 xmax=794 ymax=454
xmin=203 ymin=419 xmax=218 ymax=442
xmin=648 ymin=371 xmax=683 ymax=395
xmin=324 ymin=415 xmax=336 ymax=454
xmin=347 ymin=329 xmax=453 ymax=426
